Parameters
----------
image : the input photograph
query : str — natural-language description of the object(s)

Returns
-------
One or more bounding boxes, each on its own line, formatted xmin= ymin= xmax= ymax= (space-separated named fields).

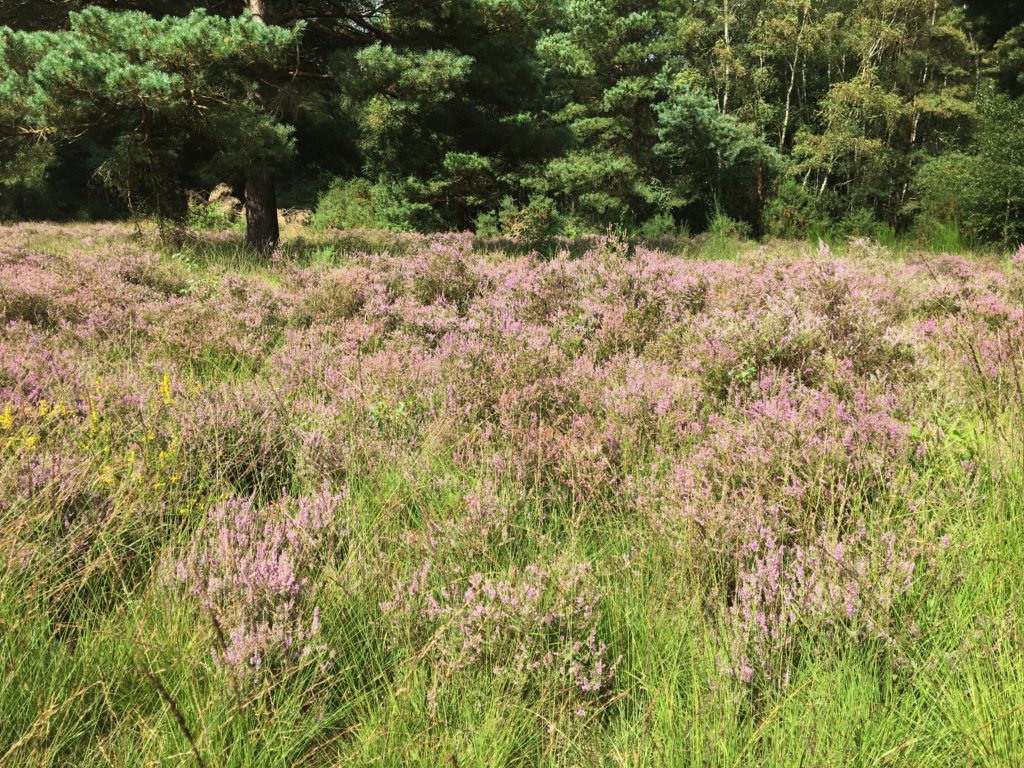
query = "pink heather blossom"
xmin=1011 ymin=244 xmax=1024 ymax=269
xmin=174 ymin=487 xmax=347 ymax=677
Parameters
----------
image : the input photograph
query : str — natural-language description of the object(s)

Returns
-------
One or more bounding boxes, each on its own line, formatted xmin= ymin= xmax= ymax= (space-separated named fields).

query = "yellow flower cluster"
xmin=160 ymin=371 xmax=174 ymax=406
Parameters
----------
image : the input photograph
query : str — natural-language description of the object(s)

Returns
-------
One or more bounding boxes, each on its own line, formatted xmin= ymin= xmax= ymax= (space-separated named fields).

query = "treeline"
xmin=1 ymin=0 xmax=1023 ymax=248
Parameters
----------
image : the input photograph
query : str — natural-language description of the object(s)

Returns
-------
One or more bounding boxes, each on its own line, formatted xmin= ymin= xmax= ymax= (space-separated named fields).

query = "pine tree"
xmin=0 ymin=7 xmax=297 ymax=241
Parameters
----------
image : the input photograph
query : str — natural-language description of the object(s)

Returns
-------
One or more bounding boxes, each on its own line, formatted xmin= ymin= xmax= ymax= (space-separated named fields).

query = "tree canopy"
xmin=2 ymin=0 xmax=1022 ymax=246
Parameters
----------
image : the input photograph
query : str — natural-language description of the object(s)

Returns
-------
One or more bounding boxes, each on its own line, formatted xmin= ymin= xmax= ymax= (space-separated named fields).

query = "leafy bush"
xmin=310 ymin=178 xmax=379 ymax=230
xmin=473 ymin=209 xmax=501 ymax=238
xmin=698 ymin=209 xmax=751 ymax=259
xmin=913 ymin=95 xmax=1024 ymax=247
xmin=498 ymin=195 xmax=563 ymax=243
xmin=636 ymin=212 xmax=681 ymax=240
xmin=837 ymin=207 xmax=896 ymax=243
xmin=763 ymin=180 xmax=824 ymax=239
xmin=187 ymin=198 xmax=242 ymax=233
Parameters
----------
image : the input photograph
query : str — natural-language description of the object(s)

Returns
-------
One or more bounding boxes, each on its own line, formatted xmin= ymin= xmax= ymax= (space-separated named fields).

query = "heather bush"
xmin=405 ymin=238 xmax=479 ymax=311
xmin=173 ymin=487 xmax=348 ymax=676
xmin=176 ymin=383 xmax=299 ymax=500
xmin=380 ymin=560 xmax=618 ymax=699
xmin=722 ymin=521 xmax=927 ymax=686
xmin=291 ymin=264 xmax=374 ymax=325
xmin=0 ymin=257 xmax=77 ymax=327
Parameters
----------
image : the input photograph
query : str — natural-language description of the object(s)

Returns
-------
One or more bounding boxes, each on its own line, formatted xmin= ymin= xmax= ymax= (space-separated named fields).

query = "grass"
xmin=1 ymin=222 xmax=1023 ymax=766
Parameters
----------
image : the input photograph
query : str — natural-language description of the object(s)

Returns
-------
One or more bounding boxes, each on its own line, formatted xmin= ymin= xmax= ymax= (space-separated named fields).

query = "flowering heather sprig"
xmin=380 ymin=561 xmax=619 ymax=697
xmin=1011 ymin=244 xmax=1024 ymax=270
xmin=647 ymin=372 xmax=914 ymax=547
xmin=173 ymin=486 xmax=347 ymax=675
xmin=723 ymin=522 xmax=924 ymax=686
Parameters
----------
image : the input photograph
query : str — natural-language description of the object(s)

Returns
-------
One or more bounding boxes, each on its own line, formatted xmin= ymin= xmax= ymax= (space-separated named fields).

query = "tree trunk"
xmin=243 ymin=0 xmax=278 ymax=253
xmin=247 ymin=0 xmax=266 ymax=22
xmin=780 ymin=2 xmax=808 ymax=150
xmin=245 ymin=167 xmax=279 ymax=252
xmin=721 ymin=0 xmax=730 ymax=113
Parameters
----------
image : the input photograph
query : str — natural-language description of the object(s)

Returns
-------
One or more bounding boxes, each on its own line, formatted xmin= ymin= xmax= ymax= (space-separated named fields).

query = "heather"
xmin=1 ymin=223 xmax=1023 ymax=765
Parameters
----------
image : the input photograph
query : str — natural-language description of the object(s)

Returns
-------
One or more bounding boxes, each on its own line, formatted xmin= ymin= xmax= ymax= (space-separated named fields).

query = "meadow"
xmin=1 ymin=222 xmax=1023 ymax=767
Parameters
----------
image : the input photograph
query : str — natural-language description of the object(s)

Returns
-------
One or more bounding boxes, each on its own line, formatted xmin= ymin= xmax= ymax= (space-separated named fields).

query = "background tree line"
xmin=1 ymin=0 xmax=1022 ymax=249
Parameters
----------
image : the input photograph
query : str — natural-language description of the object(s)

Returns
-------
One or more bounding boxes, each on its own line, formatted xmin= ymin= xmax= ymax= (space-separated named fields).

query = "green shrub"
xmin=707 ymin=209 xmax=751 ymax=241
xmin=498 ymin=195 xmax=562 ymax=243
xmin=187 ymin=198 xmax=242 ymax=233
xmin=473 ymin=209 xmax=501 ymax=238
xmin=837 ymin=207 xmax=895 ymax=243
xmin=912 ymin=96 xmax=1024 ymax=247
xmin=636 ymin=212 xmax=680 ymax=240
xmin=699 ymin=209 xmax=751 ymax=259
xmin=763 ymin=180 xmax=823 ymax=239
xmin=371 ymin=178 xmax=446 ymax=232
xmin=310 ymin=175 xmax=447 ymax=233
xmin=310 ymin=178 xmax=379 ymax=230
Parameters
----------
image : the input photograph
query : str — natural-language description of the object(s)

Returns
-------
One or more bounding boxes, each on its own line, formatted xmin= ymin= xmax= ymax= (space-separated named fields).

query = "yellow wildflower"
xmin=160 ymin=371 xmax=174 ymax=406
xmin=0 ymin=405 xmax=12 ymax=430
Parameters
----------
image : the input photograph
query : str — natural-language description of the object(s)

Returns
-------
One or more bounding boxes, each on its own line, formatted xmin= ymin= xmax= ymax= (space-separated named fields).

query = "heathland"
xmin=1 ymin=223 xmax=1022 ymax=766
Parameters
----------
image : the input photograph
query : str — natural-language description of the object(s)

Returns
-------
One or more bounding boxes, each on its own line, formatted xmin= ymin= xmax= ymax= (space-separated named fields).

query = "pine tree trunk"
xmin=245 ymin=167 xmax=279 ymax=252
xmin=243 ymin=0 xmax=278 ymax=254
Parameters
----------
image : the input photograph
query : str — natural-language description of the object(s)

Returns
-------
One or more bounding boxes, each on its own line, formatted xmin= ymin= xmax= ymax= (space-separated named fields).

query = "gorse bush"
xmin=763 ymin=180 xmax=825 ymax=240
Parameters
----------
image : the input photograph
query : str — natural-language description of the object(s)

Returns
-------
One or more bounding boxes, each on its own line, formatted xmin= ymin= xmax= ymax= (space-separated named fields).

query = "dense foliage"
xmin=2 ymin=1 xmax=1022 ymax=244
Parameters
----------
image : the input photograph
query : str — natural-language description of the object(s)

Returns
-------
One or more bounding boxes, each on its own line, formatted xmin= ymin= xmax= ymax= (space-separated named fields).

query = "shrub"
xmin=187 ymin=197 xmax=242 ymax=233
xmin=724 ymin=522 xmax=925 ymax=686
xmin=636 ymin=212 xmax=681 ymax=240
xmin=763 ymin=179 xmax=823 ymax=239
xmin=498 ymin=195 xmax=563 ymax=244
xmin=310 ymin=177 xmax=379 ymax=230
xmin=293 ymin=265 xmax=373 ymax=325
xmin=174 ymin=487 xmax=348 ymax=676
xmin=380 ymin=560 xmax=619 ymax=698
